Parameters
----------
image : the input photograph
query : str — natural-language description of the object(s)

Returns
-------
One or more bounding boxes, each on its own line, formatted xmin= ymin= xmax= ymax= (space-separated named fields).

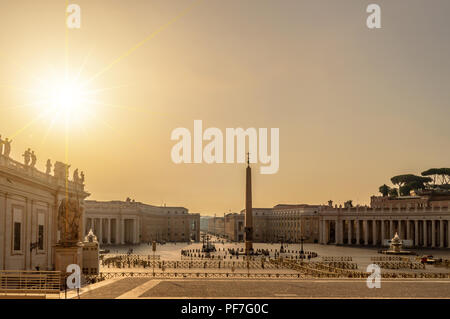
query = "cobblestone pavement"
xmin=77 ymin=278 xmax=450 ymax=299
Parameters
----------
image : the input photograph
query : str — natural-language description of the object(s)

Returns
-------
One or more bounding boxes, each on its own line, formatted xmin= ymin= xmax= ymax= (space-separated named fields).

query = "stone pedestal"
xmin=54 ymin=244 xmax=83 ymax=275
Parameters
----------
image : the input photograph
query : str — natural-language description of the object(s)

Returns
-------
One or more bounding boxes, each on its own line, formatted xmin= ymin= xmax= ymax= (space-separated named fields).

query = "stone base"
xmin=54 ymin=244 xmax=83 ymax=274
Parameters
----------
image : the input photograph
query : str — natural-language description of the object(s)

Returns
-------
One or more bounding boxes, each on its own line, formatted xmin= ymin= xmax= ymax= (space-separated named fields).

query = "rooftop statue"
xmin=3 ymin=138 xmax=12 ymax=157
xmin=46 ymin=159 xmax=52 ymax=175
xmin=30 ymin=150 xmax=37 ymax=168
xmin=22 ymin=148 xmax=31 ymax=166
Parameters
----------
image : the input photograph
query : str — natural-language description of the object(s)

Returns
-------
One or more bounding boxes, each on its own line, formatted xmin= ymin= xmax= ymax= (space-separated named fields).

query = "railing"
xmin=94 ymin=271 xmax=304 ymax=280
xmin=0 ymin=271 xmax=62 ymax=297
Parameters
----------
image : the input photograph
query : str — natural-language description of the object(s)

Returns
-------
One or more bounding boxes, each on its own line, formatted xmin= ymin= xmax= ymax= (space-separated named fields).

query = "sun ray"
xmin=0 ymin=98 xmax=50 ymax=112
xmin=40 ymin=108 xmax=62 ymax=146
xmin=83 ymin=99 xmax=173 ymax=117
xmin=74 ymin=48 xmax=94 ymax=83
xmin=10 ymin=108 xmax=52 ymax=139
xmin=81 ymin=0 xmax=204 ymax=88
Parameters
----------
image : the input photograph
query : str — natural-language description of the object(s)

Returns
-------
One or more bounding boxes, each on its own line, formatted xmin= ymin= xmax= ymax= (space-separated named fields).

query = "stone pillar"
xmin=115 ymin=218 xmax=119 ymax=244
xmin=423 ymin=221 xmax=428 ymax=247
xmin=389 ymin=220 xmax=394 ymax=238
xmin=440 ymin=220 xmax=444 ymax=248
xmin=363 ymin=220 xmax=369 ymax=245
xmin=447 ymin=220 xmax=450 ymax=249
xmin=99 ymin=218 xmax=103 ymax=244
xmin=372 ymin=220 xmax=377 ymax=245
xmin=407 ymin=221 xmax=411 ymax=240
xmin=134 ymin=219 xmax=138 ymax=244
xmin=320 ymin=220 xmax=325 ymax=244
xmin=431 ymin=220 xmax=436 ymax=248
xmin=339 ymin=220 xmax=345 ymax=244
xmin=398 ymin=220 xmax=403 ymax=239
xmin=356 ymin=220 xmax=360 ymax=245
xmin=121 ymin=218 xmax=125 ymax=244
xmin=381 ymin=220 xmax=385 ymax=245
xmin=414 ymin=220 xmax=419 ymax=247
xmin=107 ymin=218 xmax=111 ymax=244
xmin=347 ymin=220 xmax=352 ymax=245
xmin=334 ymin=220 xmax=339 ymax=245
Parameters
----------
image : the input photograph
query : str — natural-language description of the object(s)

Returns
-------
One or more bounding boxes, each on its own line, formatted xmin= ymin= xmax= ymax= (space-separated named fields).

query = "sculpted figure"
xmin=46 ymin=159 xmax=52 ymax=175
xmin=30 ymin=151 xmax=37 ymax=168
xmin=3 ymin=138 xmax=12 ymax=157
xmin=80 ymin=171 xmax=85 ymax=183
xmin=73 ymin=168 xmax=79 ymax=183
xmin=57 ymin=198 xmax=82 ymax=243
xmin=0 ymin=135 xmax=3 ymax=155
xmin=22 ymin=148 xmax=31 ymax=166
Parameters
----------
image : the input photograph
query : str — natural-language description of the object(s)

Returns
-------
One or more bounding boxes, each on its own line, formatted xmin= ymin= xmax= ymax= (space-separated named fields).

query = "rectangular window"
xmin=14 ymin=222 xmax=21 ymax=251
xmin=37 ymin=212 xmax=45 ymax=251
xmin=38 ymin=225 xmax=44 ymax=250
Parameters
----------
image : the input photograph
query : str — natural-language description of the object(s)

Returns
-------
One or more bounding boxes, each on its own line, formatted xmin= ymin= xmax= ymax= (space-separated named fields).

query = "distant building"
xmin=84 ymin=200 xmax=200 ymax=244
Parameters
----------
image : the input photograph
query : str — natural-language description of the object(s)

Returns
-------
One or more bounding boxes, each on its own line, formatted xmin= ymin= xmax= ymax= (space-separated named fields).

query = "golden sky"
xmin=1 ymin=0 xmax=449 ymax=215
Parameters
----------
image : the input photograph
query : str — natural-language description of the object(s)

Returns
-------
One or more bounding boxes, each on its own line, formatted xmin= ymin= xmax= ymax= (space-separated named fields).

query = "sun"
xmin=50 ymin=80 xmax=84 ymax=115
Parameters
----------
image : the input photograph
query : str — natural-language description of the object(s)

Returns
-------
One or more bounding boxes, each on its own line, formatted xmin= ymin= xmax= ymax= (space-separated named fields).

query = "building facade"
xmin=0 ymin=151 xmax=88 ymax=270
xmin=84 ymin=199 xmax=200 ymax=244
xmin=320 ymin=195 xmax=450 ymax=248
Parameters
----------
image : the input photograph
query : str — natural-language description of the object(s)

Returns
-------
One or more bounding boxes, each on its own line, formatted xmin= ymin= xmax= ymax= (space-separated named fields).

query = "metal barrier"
xmin=95 ymin=271 xmax=304 ymax=280
xmin=0 ymin=271 xmax=61 ymax=297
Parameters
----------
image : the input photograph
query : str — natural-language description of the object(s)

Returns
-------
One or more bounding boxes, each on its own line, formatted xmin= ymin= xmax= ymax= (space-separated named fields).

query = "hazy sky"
xmin=1 ymin=0 xmax=449 ymax=215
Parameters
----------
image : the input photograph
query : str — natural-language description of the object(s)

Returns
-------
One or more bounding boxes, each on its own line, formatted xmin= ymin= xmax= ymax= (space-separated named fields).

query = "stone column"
xmin=440 ymin=220 xmax=444 ymax=248
xmin=107 ymin=218 xmax=111 ymax=244
xmin=115 ymin=218 xmax=119 ymax=244
xmin=121 ymin=218 xmax=125 ymax=244
xmin=334 ymin=220 xmax=339 ymax=245
xmin=347 ymin=220 xmax=352 ymax=245
xmin=381 ymin=220 xmax=385 ymax=245
xmin=414 ymin=220 xmax=419 ymax=247
xmin=407 ymin=221 xmax=411 ymax=240
xmin=372 ymin=220 xmax=377 ymax=245
xmin=431 ymin=220 xmax=436 ymax=248
xmin=423 ymin=221 xmax=428 ymax=247
xmin=363 ymin=220 xmax=369 ymax=245
xmin=447 ymin=220 xmax=450 ymax=249
xmin=356 ymin=220 xmax=360 ymax=245
xmin=99 ymin=218 xmax=103 ymax=244
xmin=133 ymin=219 xmax=138 ymax=244
xmin=414 ymin=220 xmax=419 ymax=246
xmin=398 ymin=220 xmax=403 ymax=239
xmin=338 ymin=220 xmax=344 ymax=244
xmin=320 ymin=220 xmax=325 ymax=244
xmin=389 ymin=220 xmax=394 ymax=238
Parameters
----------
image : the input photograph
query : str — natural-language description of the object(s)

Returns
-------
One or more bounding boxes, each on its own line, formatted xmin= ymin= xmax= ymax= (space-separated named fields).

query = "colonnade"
xmin=320 ymin=218 xmax=450 ymax=248
xmin=85 ymin=216 xmax=140 ymax=245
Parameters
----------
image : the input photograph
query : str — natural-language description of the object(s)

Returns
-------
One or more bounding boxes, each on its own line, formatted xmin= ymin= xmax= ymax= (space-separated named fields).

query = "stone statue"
xmin=73 ymin=168 xmax=79 ymax=183
xmin=3 ymin=138 xmax=12 ymax=157
xmin=0 ymin=135 xmax=3 ymax=155
xmin=80 ymin=171 xmax=85 ymax=184
xmin=57 ymin=197 xmax=82 ymax=244
xmin=30 ymin=151 xmax=37 ymax=168
xmin=46 ymin=159 xmax=52 ymax=175
xmin=22 ymin=148 xmax=31 ymax=166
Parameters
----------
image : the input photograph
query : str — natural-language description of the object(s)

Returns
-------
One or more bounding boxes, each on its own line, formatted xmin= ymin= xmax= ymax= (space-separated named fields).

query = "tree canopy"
xmin=421 ymin=168 xmax=450 ymax=185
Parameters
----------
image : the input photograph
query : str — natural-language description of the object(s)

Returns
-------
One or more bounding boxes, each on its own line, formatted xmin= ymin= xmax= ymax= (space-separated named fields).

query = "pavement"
xmin=72 ymin=278 xmax=450 ymax=299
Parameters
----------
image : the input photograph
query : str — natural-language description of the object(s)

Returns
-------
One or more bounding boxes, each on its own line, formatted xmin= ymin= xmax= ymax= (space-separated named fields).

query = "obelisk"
xmin=245 ymin=153 xmax=253 ymax=255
